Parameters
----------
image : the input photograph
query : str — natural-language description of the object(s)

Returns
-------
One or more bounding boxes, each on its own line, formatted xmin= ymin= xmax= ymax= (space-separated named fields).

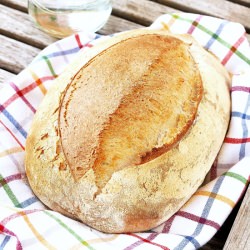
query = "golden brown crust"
xmin=59 ymin=34 xmax=203 ymax=195
xmin=25 ymin=29 xmax=231 ymax=233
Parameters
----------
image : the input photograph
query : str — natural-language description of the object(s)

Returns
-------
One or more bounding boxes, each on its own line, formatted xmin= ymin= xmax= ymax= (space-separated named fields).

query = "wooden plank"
xmin=0 ymin=16 xmax=142 ymax=77
xmin=1 ymin=0 xmax=27 ymax=12
xmin=0 ymin=68 xmax=15 ymax=85
xmin=111 ymin=1 xmax=249 ymax=43
xmin=223 ymin=185 xmax=250 ymax=249
xmin=99 ymin=15 xmax=144 ymax=35
xmin=155 ymin=0 xmax=250 ymax=30
xmin=112 ymin=0 xmax=178 ymax=26
xmin=0 ymin=35 xmax=40 ymax=74
xmin=0 ymin=4 xmax=56 ymax=49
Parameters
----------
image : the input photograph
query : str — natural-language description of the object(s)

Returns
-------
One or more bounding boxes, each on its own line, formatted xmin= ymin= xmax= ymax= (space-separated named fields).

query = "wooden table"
xmin=0 ymin=0 xmax=249 ymax=249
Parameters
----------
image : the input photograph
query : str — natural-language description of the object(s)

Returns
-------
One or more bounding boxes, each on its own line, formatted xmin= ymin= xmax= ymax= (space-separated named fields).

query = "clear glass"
xmin=28 ymin=0 xmax=112 ymax=38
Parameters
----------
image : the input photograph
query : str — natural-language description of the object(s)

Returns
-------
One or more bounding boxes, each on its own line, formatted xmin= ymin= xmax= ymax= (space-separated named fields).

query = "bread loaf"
xmin=25 ymin=29 xmax=231 ymax=233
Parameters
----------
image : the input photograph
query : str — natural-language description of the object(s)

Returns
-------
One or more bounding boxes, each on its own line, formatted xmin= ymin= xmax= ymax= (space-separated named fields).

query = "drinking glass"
xmin=28 ymin=0 xmax=112 ymax=38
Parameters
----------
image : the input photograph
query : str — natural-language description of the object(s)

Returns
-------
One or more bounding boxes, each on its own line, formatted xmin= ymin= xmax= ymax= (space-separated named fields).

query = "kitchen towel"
xmin=0 ymin=13 xmax=250 ymax=250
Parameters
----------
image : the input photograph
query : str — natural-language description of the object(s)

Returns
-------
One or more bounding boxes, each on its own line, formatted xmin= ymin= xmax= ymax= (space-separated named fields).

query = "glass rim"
xmin=29 ymin=0 xmax=111 ymax=11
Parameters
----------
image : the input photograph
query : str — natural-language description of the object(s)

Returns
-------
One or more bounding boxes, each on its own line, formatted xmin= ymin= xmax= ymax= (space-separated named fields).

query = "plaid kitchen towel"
xmin=0 ymin=13 xmax=250 ymax=250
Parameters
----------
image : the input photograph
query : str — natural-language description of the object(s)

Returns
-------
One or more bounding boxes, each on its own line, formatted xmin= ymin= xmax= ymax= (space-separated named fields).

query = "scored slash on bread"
xmin=59 ymin=35 xmax=203 ymax=197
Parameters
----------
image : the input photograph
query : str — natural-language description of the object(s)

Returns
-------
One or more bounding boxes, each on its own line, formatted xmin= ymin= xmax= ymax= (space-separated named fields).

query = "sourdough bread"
xmin=25 ymin=29 xmax=231 ymax=233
